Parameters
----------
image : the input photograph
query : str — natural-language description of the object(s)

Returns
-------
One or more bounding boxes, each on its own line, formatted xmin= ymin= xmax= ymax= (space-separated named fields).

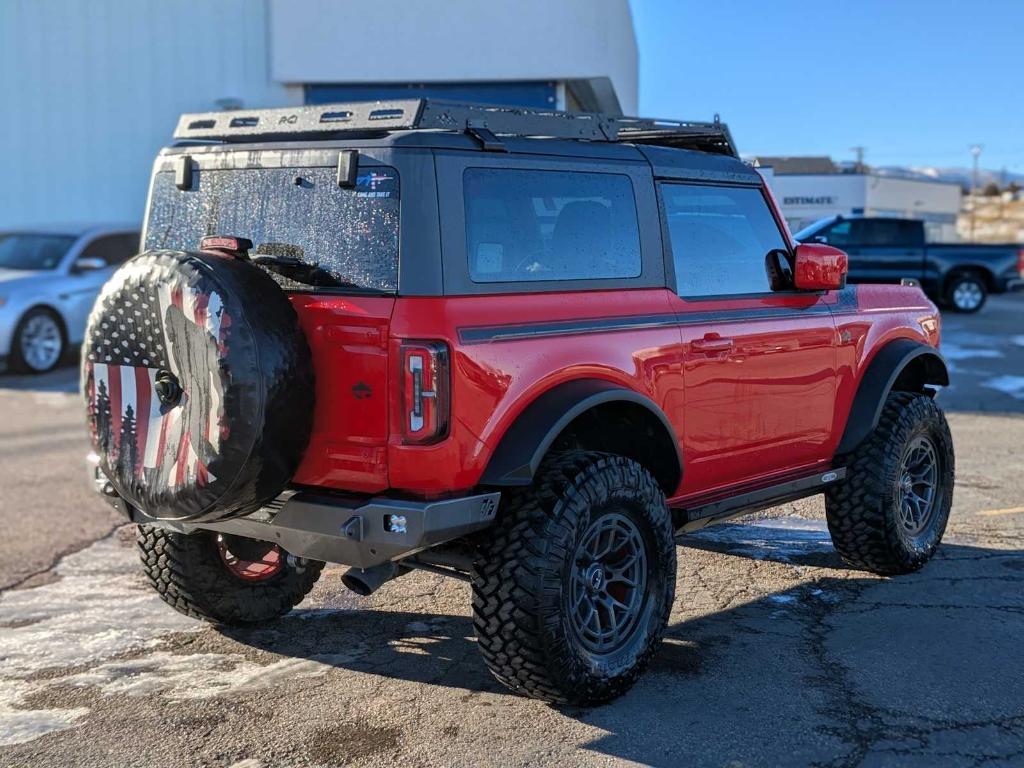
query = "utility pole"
xmin=851 ymin=146 xmax=866 ymax=173
xmin=970 ymin=144 xmax=983 ymax=242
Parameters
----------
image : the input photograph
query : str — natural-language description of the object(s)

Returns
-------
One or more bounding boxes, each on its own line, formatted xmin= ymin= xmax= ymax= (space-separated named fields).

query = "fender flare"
xmin=479 ymin=379 xmax=683 ymax=490
xmin=836 ymin=339 xmax=949 ymax=455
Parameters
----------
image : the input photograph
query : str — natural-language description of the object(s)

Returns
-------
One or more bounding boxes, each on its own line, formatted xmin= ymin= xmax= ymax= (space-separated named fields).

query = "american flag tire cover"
xmin=82 ymin=250 xmax=315 ymax=522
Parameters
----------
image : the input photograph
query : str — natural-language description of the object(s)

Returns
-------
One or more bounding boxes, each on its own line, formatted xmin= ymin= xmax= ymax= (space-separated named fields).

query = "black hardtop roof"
xmin=161 ymin=130 xmax=759 ymax=185
xmin=173 ymin=98 xmax=740 ymax=158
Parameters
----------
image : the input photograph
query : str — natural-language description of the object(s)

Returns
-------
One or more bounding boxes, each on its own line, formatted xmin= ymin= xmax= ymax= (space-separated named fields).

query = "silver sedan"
xmin=0 ymin=225 xmax=140 ymax=374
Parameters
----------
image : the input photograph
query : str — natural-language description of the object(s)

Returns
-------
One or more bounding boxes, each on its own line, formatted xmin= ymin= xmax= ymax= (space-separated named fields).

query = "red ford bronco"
xmin=85 ymin=100 xmax=953 ymax=705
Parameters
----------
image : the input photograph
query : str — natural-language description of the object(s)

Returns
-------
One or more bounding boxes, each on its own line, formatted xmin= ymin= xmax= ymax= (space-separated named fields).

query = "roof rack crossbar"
xmin=172 ymin=98 xmax=738 ymax=156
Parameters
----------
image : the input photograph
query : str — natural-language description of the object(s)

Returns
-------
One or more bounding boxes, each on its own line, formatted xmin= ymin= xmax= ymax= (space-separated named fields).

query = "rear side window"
xmin=825 ymin=218 xmax=921 ymax=247
xmin=660 ymin=183 xmax=788 ymax=297
xmin=464 ymin=169 xmax=641 ymax=283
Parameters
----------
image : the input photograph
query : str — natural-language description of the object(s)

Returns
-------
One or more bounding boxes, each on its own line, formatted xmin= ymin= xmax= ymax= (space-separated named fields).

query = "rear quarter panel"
xmin=387 ymin=288 xmax=682 ymax=495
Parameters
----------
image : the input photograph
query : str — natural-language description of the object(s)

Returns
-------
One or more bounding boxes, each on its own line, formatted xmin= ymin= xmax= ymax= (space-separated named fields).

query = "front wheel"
xmin=12 ymin=307 xmax=65 ymax=373
xmin=472 ymin=451 xmax=676 ymax=705
xmin=826 ymin=392 xmax=954 ymax=575
xmin=137 ymin=525 xmax=323 ymax=625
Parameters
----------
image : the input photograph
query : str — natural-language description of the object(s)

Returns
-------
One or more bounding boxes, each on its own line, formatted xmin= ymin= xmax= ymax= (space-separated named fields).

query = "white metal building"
xmin=0 ymin=0 xmax=637 ymax=229
xmin=766 ymin=171 xmax=963 ymax=242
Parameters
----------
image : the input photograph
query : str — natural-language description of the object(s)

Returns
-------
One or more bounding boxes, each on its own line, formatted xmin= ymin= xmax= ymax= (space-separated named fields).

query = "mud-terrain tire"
xmin=945 ymin=271 xmax=987 ymax=313
xmin=826 ymin=392 xmax=954 ymax=575
xmin=137 ymin=525 xmax=323 ymax=625
xmin=82 ymin=250 xmax=313 ymax=522
xmin=472 ymin=451 xmax=676 ymax=705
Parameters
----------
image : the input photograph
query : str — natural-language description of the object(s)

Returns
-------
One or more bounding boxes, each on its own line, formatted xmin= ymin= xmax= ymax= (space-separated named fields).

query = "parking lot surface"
xmin=1 ymin=295 xmax=1022 ymax=767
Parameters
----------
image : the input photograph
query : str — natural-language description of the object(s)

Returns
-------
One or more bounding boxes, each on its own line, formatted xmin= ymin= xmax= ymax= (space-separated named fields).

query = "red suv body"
xmin=87 ymin=101 xmax=953 ymax=705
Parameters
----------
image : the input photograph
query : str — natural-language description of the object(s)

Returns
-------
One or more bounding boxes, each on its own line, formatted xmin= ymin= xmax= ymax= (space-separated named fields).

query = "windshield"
xmin=0 ymin=234 xmax=75 ymax=271
xmin=144 ymin=165 xmax=400 ymax=292
xmin=792 ymin=216 xmax=838 ymax=242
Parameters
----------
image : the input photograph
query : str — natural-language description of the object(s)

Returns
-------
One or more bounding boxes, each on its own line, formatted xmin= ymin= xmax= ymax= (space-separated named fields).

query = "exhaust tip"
xmin=341 ymin=571 xmax=374 ymax=597
xmin=341 ymin=563 xmax=400 ymax=596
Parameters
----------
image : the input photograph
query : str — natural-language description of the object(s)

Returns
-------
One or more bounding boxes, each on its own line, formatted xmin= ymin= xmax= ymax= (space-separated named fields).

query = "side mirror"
xmin=73 ymin=256 xmax=107 ymax=273
xmin=793 ymin=243 xmax=848 ymax=291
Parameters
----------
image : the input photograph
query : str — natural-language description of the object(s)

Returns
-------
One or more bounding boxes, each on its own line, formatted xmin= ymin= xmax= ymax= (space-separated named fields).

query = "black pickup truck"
xmin=795 ymin=215 xmax=1023 ymax=312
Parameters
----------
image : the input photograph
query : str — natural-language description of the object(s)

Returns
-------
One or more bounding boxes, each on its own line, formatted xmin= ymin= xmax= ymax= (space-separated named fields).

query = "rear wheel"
xmin=946 ymin=272 xmax=987 ymax=313
xmin=137 ymin=525 xmax=323 ymax=625
xmin=472 ymin=451 xmax=676 ymax=705
xmin=825 ymin=392 xmax=954 ymax=575
xmin=12 ymin=307 xmax=65 ymax=374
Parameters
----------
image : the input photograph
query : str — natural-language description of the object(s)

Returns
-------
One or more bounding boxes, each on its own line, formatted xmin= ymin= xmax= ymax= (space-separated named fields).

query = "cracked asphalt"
xmin=0 ymin=295 xmax=1022 ymax=768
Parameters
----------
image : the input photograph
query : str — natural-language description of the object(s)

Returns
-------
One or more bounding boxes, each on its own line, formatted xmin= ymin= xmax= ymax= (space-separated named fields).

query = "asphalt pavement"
xmin=0 ymin=295 xmax=1021 ymax=768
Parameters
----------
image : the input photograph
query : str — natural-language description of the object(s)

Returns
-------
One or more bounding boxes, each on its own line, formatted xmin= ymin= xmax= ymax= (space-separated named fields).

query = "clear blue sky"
xmin=629 ymin=0 xmax=1023 ymax=173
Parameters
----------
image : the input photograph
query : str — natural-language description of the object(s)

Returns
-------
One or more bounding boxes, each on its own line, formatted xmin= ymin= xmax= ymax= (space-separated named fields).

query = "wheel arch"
xmin=17 ymin=303 xmax=69 ymax=339
xmin=479 ymin=379 xmax=683 ymax=496
xmin=944 ymin=264 xmax=995 ymax=291
xmin=836 ymin=339 xmax=949 ymax=456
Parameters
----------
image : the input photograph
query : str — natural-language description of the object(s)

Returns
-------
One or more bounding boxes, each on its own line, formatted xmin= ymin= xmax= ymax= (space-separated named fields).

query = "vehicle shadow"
xmin=0 ymin=350 xmax=80 ymax=393
xmin=221 ymin=534 xmax=1024 ymax=767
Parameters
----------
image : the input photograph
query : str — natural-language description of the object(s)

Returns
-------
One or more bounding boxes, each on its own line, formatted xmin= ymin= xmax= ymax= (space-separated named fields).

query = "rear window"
xmin=464 ymin=169 xmax=641 ymax=283
xmin=144 ymin=165 xmax=400 ymax=292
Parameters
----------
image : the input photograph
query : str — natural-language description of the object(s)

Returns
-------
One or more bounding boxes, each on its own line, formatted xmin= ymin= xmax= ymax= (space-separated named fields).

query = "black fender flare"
xmin=836 ymin=339 xmax=949 ymax=455
xmin=479 ymin=379 xmax=683 ymax=491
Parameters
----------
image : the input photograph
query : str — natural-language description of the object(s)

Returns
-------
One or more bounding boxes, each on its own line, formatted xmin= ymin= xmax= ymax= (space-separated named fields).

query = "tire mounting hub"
xmin=569 ymin=512 xmax=648 ymax=654
xmin=216 ymin=534 xmax=284 ymax=582
xmin=21 ymin=313 xmax=62 ymax=370
xmin=897 ymin=435 xmax=939 ymax=535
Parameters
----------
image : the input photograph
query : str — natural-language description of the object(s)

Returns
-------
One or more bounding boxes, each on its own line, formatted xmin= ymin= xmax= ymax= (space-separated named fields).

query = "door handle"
xmin=691 ymin=335 xmax=734 ymax=353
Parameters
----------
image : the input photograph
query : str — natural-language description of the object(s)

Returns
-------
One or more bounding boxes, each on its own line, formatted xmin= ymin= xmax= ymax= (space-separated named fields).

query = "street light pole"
xmin=970 ymin=144 xmax=983 ymax=242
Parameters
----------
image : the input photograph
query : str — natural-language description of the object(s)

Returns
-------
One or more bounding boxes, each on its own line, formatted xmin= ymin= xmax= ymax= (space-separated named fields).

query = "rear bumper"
xmin=1005 ymin=277 xmax=1024 ymax=292
xmin=87 ymin=453 xmax=499 ymax=568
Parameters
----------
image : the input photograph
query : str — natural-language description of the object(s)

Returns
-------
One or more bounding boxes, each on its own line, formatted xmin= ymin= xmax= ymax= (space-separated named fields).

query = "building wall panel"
xmin=0 ymin=0 xmax=299 ymax=228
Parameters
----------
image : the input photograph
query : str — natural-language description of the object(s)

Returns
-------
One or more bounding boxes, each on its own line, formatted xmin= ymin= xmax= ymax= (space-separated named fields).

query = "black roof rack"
xmin=173 ymin=99 xmax=739 ymax=157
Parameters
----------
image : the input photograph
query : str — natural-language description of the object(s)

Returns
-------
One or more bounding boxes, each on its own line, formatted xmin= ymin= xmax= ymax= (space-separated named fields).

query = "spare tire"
xmin=82 ymin=249 xmax=314 ymax=522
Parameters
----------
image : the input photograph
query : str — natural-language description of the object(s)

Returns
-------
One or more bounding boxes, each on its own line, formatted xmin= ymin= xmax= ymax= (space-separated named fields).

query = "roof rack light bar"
xmin=174 ymin=99 xmax=427 ymax=141
xmin=172 ymin=98 xmax=738 ymax=157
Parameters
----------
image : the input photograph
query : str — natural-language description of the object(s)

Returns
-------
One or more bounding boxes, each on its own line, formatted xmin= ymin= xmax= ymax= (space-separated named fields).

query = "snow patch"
xmin=0 ymin=536 xmax=201 ymax=744
xmin=690 ymin=518 xmax=833 ymax=562
xmin=0 ymin=535 xmax=356 ymax=746
xmin=0 ymin=681 xmax=89 ymax=747
xmin=939 ymin=342 xmax=1002 ymax=362
xmin=0 ymin=536 xmax=200 ymax=677
xmin=62 ymin=650 xmax=358 ymax=700
xmin=983 ymin=375 xmax=1024 ymax=400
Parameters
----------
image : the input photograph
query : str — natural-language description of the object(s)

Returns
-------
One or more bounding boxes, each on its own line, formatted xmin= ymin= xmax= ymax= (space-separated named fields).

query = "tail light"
xmin=400 ymin=341 xmax=449 ymax=444
xmin=1017 ymin=248 xmax=1024 ymax=277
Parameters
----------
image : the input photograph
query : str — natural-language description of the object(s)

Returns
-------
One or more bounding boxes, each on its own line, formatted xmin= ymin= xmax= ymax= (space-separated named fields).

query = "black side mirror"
xmin=764 ymin=249 xmax=794 ymax=291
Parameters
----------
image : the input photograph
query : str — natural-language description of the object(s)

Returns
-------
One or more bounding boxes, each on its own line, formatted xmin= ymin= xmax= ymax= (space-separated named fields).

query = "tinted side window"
xmin=823 ymin=220 xmax=854 ymax=246
xmin=81 ymin=234 xmax=140 ymax=266
xmin=858 ymin=219 xmax=903 ymax=246
xmin=464 ymin=169 xmax=641 ymax=283
xmin=660 ymin=184 xmax=787 ymax=297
